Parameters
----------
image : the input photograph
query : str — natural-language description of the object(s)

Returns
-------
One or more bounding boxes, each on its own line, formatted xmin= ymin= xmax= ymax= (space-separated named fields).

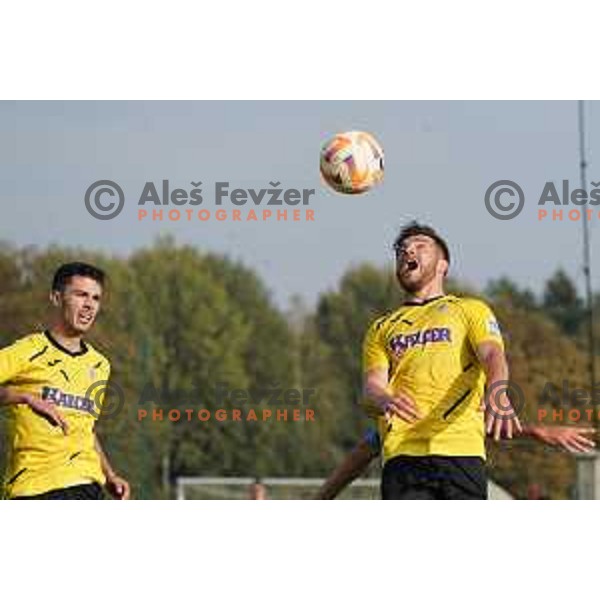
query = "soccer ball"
xmin=320 ymin=131 xmax=384 ymax=194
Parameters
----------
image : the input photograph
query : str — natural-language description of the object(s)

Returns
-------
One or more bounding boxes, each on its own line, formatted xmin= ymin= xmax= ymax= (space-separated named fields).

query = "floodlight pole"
xmin=578 ymin=100 xmax=597 ymax=428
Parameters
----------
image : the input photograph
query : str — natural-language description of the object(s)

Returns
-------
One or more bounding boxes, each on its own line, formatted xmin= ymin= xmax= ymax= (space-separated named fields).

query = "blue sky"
xmin=1 ymin=101 xmax=597 ymax=307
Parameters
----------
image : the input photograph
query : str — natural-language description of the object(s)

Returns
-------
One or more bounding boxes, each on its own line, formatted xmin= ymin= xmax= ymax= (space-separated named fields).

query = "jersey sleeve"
xmin=0 ymin=338 xmax=30 ymax=385
xmin=362 ymin=317 xmax=390 ymax=373
xmin=461 ymin=299 xmax=504 ymax=351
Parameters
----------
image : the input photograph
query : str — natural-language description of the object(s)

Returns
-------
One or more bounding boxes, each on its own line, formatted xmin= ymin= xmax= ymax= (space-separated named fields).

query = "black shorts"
xmin=13 ymin=482 xmax=104 ymax=500
xmin=381 ymin=455 xmax=487 ymax=500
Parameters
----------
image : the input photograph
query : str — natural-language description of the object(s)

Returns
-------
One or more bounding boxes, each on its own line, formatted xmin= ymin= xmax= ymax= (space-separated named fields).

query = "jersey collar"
xmin=402 ymin=294 xmax=447 ymax=307
xmin=44 ymin=330 xmax=89 ymax=357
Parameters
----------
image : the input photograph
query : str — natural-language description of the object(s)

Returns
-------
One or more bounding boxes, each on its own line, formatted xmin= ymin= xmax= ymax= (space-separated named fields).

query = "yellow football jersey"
xmin=0 ymin=331 xmax=111 ymax=498
xmin=362 ymin=295 xmax=504 ymax=462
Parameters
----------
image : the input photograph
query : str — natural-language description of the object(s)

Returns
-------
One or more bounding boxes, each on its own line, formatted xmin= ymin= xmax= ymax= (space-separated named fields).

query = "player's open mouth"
xmin=78 ymin=313 xmax=93 ymax=325
xmin=403 ymin=259 xmax=419 ymax=273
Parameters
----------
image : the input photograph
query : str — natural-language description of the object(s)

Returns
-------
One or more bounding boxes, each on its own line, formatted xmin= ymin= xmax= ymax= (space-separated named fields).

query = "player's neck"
xmin=406 ymin=281 xmax=445 ymax=304
xmin=48 ymin=323 xmax=84 ymax=354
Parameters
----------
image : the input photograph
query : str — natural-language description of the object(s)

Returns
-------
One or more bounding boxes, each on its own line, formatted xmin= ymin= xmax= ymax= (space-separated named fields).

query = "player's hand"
xmin=105 ymin=473 xmax=131 ymax=500
xmin=484 ymin=389 xmax=522 ymax=441
xmin=382 ymin=391 xmax=422 ymax=424
xmin=24 ymin=395 xmax=69 ymax=434
xmin=532 ymin=426 xmax=596 ymax=453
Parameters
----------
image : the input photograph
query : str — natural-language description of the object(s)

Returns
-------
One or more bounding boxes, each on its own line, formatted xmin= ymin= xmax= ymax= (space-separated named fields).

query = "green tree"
xmin=127 ymin=239 xmax=251 ymax=483
xmin=486 ymin=276 xmax=537 ymax=311
xmin=543 ymin=269 xmax=584 ymax=336
xmin=203 ymin=254 xmax=300 ymax=477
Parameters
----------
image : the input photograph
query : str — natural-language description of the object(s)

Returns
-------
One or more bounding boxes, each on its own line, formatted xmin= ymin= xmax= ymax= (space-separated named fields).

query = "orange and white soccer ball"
xmin=320 ymin=131 xmax=384 ymax=194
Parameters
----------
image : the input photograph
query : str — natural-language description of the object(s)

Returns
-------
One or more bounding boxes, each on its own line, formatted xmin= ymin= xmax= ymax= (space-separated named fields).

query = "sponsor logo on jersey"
xmin=42 ymin=386 xmax=96 ymax=415
xmin=389 ymin=327 xmax=451 ymax=356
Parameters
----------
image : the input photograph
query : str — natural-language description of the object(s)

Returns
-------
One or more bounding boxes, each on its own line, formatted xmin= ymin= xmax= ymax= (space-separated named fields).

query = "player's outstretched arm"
xmin=94 ymin=433 xmax=131 ymax=500
xmin=518 ymin=424 xmax=596 ymax=454
xmin=476 ymin=341 xmax=522 ymax=441
xmin=316 ymin=439 xmax=378 ymax=500
xmin=363 ymin=368 xmax=421 ymax=423
xmin=362 ymin=319 xmax=421 ymax=423
xmin=0 ymin=387 xmax=68 ymax=434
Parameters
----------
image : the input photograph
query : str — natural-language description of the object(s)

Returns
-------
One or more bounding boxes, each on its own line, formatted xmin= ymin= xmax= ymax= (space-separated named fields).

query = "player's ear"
xmin=436 ymin=258 xmax=449 ymax=278
xmin=49 ymin=290 xmax=61 ymax=307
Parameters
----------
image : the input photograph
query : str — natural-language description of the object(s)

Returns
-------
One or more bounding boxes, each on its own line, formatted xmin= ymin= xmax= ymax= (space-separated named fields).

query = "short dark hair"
xmin=51 ymin=262 xmax=106 ymax=292
xmin=393 ymin=221 xmax=451 ymax=264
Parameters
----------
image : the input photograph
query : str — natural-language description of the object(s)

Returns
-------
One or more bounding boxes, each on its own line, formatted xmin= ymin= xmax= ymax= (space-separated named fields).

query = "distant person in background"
xmin=0 ymin=262 xmax=130 ymax=500
xmin=249 ymin=478 xmax=268 ymax=500
xmin=316 ymin=424 xmax=596 ymax=500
